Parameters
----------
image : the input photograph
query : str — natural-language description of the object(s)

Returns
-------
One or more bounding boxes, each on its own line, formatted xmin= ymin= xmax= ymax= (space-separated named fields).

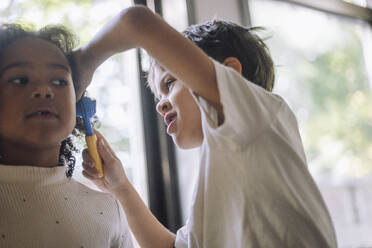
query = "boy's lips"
xmin=164 ymin=112 xmax=177 ymax=126
xmin=164 ymin=112 xmax=177 ymax=134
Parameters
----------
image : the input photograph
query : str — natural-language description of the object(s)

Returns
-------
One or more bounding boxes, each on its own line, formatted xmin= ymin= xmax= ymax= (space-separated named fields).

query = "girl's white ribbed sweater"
xmin=0 ymin=164 xmax=134 ymax=248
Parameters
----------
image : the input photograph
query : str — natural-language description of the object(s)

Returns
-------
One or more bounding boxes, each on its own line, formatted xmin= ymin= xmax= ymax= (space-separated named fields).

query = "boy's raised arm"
xmin=77 ymin=5 xmax=220 ymax=108
xmin=77 ymin=6 xmax=221 ymax=247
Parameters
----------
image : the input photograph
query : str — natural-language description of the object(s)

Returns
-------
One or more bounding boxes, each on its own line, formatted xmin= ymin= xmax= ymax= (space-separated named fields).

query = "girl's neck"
xmin=0 ymin=142 xmax=61 ymax=167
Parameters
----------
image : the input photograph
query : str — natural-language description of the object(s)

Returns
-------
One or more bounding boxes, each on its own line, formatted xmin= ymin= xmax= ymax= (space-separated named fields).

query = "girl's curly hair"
xmin=0 ymin=23 xmax=83 ymax=178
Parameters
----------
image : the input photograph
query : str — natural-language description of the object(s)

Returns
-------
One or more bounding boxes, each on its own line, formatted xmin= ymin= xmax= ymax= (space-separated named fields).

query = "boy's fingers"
xmin=82 ymin=161 xmax=98 ymax=174
xmin=93 ymin=129 xmax=118 ymax=163
xmin=97 ymin=138 xmax=115 ymax=164
xmin=82 ymin=149 xmax=94 ymax=166
xmin=82 ymin=170 xmax=101 ymax=181
xmin=82 ymin=149 xmax=101 ymax=177
xmin=82 ymin=166 xmax=101 ymax=178
xmin=94 ymin=129 xmax=116 ymax=156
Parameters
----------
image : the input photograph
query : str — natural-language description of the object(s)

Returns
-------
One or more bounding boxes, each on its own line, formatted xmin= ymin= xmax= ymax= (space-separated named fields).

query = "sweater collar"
xmin=0 ymin=164 xmax=69 ymax=185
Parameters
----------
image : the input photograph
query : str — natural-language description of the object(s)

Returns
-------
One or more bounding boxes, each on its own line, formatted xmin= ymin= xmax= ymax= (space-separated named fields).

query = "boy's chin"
xmin=173 ymin=135 xmax=202 ymax=150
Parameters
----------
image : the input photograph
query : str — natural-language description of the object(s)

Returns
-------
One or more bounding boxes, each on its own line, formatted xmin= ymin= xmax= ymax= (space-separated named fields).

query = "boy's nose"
xmin=31 ymin=86 xmax=54 ymax=99
xmin=156 ymin=99 xmax=172 ymax=116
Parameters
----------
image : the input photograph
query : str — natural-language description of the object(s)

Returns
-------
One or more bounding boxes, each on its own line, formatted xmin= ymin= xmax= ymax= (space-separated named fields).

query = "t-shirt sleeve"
xmin=174 ymin=225 xmax=188 ymax=248
xmin=192 ymin=59 xmax=283 ymax=148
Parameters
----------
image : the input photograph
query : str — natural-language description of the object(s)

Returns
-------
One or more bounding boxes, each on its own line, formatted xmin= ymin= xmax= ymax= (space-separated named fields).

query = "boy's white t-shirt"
xmin=175 ymin=60 xmax=337 ymax=248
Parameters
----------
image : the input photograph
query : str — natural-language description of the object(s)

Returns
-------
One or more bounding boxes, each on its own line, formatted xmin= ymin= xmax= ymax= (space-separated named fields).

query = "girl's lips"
xmin=26 ymin=108 xmax=59 ymax=120
xmin=27 ymin=111 xmax=58 ymax=119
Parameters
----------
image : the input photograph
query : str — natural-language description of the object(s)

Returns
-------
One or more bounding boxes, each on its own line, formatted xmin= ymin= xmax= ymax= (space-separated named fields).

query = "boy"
xmin=77 ymin=5 xmax=337 ymax=248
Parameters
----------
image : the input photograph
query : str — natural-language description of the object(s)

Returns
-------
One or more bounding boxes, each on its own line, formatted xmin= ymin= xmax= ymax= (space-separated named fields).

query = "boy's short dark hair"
xmin=0 ymin=23 xmax=80 ymax=177
xmin=147 ymin=20 xmax=275 ymax=97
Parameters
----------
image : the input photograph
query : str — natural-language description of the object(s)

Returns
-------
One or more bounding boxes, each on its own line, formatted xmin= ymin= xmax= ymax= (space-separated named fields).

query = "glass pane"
xmin=250 ymin=0 xmax=372 ymax=246
xmin=162 ymin=0 xmax=189 ymax=31
xmin=342 ymin=0 xmax=368 ymax=7
xmin=0 ymin=1 xmax=148 ymax=203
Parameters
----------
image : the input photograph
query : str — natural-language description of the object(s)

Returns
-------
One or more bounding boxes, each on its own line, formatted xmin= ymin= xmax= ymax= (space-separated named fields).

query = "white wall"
xmin=193 ymin=0 xmax=242 ymax=24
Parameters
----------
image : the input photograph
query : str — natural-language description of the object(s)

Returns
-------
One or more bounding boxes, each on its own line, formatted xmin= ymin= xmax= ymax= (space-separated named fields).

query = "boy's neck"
xmin=0 ymin=142 xmax=61 ymax=167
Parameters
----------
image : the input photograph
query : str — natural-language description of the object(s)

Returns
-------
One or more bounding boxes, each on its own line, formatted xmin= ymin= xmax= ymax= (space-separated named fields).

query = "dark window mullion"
xmin=153 ymin=0 xmax=182 ymax=232
xmin=133 ymin=0 xmax=181 ymax=232
xmin=275 ymin=0 xmax=372 ymax=23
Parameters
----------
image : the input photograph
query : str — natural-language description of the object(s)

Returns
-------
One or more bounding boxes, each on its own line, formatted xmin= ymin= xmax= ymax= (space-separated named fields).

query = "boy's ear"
xmin=223 ymin=57 xmax=242 ymax=75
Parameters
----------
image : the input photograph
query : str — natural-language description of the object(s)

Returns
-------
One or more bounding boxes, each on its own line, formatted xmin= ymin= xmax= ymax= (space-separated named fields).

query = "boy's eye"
xmin=9 ymin=76 xmax=28 ymax=85
xmin=164 ymin=78 xmax=176 ymax=90
xmin=51 ymin=79 xmax=68 ymax=86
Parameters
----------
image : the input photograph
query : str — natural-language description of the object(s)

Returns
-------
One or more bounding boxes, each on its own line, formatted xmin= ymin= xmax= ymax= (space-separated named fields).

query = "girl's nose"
xmin=156 ymin=98 xmax=172 ymax=116
xmin=31 ymin=86 xmax=54 ymax=99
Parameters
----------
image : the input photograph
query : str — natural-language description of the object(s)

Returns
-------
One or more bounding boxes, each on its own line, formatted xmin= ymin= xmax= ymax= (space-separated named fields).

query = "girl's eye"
xmin=51 ymin=79 xmax=68 ymax=86
xmin=9 ymin=77 xmax=28 ymax=85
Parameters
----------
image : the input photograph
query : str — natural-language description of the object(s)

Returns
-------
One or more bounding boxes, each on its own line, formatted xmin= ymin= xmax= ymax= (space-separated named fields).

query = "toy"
xmin=76 ymin=96 xmax=104 ymax=178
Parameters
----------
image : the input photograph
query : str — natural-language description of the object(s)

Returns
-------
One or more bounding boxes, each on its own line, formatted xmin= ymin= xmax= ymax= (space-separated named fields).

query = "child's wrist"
xmin=111 ymin=182 xmax=133 ymax=198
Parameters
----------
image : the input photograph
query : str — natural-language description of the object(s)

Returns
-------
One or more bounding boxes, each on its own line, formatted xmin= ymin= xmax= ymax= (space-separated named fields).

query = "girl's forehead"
xmin=1 ymin=37 xmax=69 ymax=67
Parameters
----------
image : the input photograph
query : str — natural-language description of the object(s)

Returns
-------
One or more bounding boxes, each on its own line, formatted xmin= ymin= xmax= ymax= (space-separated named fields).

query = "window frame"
xmin=274 ymin=0 xmax=372 ymax=23
xmin=133 ymin=0 xmax=182 ymax=232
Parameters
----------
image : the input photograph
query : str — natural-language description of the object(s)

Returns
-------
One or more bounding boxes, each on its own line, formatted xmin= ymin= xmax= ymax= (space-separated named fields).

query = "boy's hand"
xmin=71 ymin=48 xmax=95 ymax=100
xmin=82 ymin=129 xmax=130 ymax=195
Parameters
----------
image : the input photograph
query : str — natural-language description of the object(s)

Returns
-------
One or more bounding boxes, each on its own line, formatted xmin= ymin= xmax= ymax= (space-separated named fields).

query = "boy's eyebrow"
xmin=0 ymin=61 xmax=70 ymax=75
xmin=159 ymin=71 xmax=170 ymax=84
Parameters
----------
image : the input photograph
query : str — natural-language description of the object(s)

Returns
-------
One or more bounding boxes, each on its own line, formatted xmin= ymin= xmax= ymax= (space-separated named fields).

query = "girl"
xmin=0 ymin=24 xmax=134 ymax=248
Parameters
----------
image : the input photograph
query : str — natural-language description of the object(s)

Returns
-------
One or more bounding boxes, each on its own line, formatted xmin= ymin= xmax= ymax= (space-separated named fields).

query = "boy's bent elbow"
xmin=119 ymin=5 xmax=151 ymax=19
xmin=118 ymin=5 xmax=155 ymax=37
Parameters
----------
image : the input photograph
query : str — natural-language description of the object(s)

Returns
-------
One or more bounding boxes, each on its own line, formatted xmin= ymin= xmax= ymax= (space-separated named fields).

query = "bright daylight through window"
xmin=250 ymin=0 xmax=372 ymax=246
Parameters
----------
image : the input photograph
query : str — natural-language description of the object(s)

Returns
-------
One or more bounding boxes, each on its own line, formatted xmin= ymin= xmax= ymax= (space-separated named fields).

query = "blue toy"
xmin=76 ymin=96 xmax=104 ymax=178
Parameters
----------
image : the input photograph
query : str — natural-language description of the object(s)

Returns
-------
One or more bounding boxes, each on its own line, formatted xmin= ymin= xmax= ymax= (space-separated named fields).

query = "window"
xmin=343 ymin=0 xmax=368 ymax=7
xmin=160 ymin=0 xmax=201 ymax=224
xmin=249 ymin=0 xmax=372 ymax=246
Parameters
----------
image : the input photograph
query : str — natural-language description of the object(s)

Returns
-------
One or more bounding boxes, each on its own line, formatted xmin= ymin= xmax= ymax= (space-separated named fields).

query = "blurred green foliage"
xmin=284 ymin=26 xmax=372 ymax=178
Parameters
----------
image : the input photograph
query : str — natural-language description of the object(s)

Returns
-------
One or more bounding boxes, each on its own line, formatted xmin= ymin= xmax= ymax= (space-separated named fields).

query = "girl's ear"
xmin=223 ymin=57 xmax=242 ymax=75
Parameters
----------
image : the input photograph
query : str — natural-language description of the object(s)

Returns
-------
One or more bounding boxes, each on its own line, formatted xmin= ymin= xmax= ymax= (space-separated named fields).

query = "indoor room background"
xmin=1 ymin=0 xmax=371 ymax=247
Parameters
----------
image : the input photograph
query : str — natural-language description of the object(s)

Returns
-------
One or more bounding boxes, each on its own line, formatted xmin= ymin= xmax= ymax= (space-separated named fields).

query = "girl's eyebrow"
xmin=47 ymin=62 xmax=70 ymax=72
xmin=0 ymin=61 xmax=30 ymax=75
xmin=0 ymin=61 xmax=70 ymax=75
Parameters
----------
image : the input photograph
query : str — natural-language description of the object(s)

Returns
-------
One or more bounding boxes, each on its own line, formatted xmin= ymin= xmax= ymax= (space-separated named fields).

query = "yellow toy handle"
xmin=86 ymin=134 xmax=104 ymax=178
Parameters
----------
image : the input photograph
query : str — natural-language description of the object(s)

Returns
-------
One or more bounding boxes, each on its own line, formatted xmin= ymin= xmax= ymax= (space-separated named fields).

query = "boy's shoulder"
xmin=197 ymin=59 xmax=295 ymax=148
